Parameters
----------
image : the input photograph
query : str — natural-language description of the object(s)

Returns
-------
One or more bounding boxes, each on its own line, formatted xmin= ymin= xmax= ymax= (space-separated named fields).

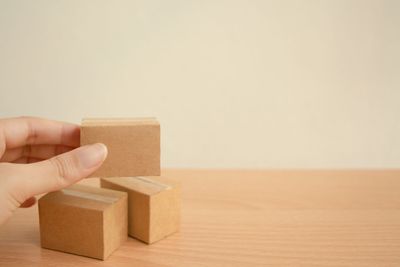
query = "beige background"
xmin=0 ymin=0 xmax=399 ymax=169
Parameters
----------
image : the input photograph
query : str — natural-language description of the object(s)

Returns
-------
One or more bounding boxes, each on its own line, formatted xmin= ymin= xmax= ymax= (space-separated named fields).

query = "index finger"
xmin=0 ymin=117 xmax=80 ymax=150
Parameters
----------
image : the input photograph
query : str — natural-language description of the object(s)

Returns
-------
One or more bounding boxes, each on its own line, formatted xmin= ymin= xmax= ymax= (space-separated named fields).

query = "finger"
xmin=12 ymin=157 xmax=43 ymax=164
xmin=20 ymin=197 xmax=36 ymax=208
xmin=7 ymin=143 xmax=107 ymax=201
xmin=1 ymin=145 xmax=73 ymax=162
xmin=0 ymin=117 xmax=80 ymax=153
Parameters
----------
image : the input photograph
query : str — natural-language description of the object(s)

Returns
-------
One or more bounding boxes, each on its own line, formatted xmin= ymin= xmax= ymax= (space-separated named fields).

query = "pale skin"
xmin=0 ymin=117 xmax=108 ymax=225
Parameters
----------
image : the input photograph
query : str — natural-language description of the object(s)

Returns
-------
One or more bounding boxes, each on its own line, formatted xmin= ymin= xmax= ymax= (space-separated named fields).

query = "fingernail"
xmin=77 ymin=143 xmax=108 ymax=169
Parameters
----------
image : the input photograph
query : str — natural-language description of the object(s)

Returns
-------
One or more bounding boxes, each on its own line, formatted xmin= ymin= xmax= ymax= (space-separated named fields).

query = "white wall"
xmin=0 ymin=0 xmax=399 ymax=169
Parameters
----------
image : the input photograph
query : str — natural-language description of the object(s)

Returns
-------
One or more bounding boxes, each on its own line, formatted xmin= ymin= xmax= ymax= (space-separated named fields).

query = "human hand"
xmin=0 ymin=117 xmax=107 ymax=225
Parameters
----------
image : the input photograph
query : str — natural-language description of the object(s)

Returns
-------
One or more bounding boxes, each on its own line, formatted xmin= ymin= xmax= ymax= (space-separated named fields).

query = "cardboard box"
xmin=81 ymin=118 xmax=160 ymax=177
xmin=100 ymin=176 xmax=180 ymax=244
xmin=38 ymin=184 xmax=128 ymax=260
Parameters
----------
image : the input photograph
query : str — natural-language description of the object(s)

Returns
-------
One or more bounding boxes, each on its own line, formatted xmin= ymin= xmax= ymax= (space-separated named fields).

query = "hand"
xmin=0 ymin=117 xmax=107 ymax=225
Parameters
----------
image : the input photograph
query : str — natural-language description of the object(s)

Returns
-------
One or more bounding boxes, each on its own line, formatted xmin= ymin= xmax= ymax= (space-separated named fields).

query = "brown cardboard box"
xmin=100 ymin=176 xmax=180 ymax=244
xmin=38 ymin=184 xmax=128 ymax=260
xmin=81 ymin=118 xmax=160 ymax=177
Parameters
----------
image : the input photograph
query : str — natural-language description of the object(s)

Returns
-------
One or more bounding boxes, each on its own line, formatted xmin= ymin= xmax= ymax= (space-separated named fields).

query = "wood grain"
xmin=1 ymin=169 xmax=400 ymax=266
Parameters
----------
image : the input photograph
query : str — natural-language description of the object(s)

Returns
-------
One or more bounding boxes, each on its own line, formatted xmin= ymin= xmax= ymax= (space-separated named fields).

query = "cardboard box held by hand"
xmin=81 ymin=118 xmax=160 ymax=177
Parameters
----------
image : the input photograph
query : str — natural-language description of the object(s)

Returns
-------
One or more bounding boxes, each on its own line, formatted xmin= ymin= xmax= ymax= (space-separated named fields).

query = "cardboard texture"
xmin=100 ymin=176 xmax=180 ymax=244
xmin=81 ymin=118 xmax=160 ymax=177
xmin=38 ymin=184 xmax=128 ymax=260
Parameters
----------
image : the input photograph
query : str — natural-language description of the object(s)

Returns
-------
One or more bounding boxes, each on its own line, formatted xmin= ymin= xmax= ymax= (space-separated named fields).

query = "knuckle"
xmin=49 ymin=155 xmax=78 ymax=187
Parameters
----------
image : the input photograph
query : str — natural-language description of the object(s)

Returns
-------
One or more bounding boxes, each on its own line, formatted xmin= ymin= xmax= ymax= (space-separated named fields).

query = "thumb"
xmin=10 ymin=143 xmax=107 ymax=201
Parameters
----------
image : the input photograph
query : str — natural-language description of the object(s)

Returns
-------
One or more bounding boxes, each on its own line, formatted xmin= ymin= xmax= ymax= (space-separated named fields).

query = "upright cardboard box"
xmin=101 ymin=176 xmax=180 ymax=244
xmin=38 ymin=184 xmax=128 ymax=260
xmin=81 ymin=118 xmax=160 ymax=177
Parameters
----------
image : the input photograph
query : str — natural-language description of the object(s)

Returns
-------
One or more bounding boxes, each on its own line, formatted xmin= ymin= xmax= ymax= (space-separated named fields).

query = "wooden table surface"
xmin=1 ymin=169 xmax=400 ymax=266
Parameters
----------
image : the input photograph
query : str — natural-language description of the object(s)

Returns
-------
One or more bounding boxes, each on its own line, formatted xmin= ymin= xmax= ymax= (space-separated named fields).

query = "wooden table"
xmin=1 ymin=169 xmax=400 ymax=266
